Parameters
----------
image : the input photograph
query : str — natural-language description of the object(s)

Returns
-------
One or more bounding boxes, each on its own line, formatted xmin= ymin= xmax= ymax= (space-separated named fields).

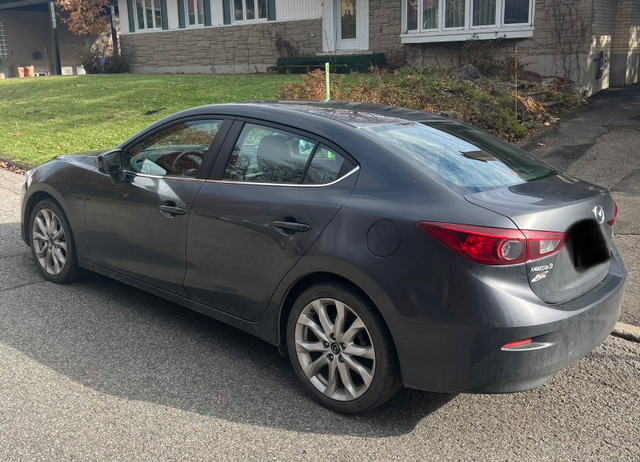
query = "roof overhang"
xmin=0 ymin=0 xmax=50 ymax=12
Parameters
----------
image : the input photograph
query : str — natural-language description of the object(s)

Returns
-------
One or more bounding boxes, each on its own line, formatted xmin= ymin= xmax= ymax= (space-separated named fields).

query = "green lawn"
xmin=0 ymin=74 xmax=304 ymax=167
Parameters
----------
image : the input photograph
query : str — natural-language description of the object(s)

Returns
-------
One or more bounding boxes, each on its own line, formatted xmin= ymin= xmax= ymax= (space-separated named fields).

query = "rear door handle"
xmin=273 ymin=220 xmax=310 ymax=232
xmin=159 ymin=204 xmax=187 ymax=216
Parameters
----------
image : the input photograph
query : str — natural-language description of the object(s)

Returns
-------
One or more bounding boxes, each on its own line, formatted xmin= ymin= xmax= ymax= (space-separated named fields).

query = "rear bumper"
xmin=378 ymin=245 xmax=626 ymax=393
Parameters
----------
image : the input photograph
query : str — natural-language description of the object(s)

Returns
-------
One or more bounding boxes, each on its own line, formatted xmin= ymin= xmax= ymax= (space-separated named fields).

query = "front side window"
xmin=404 ymin=0 xmax=532 ymax=37
xmin=136 ymin=0 xmax=162 ymax=30
xmin=126 ymin=120 xmax=222 ymax=177
xmin=233 ymin=0 xmax=267 ymax=22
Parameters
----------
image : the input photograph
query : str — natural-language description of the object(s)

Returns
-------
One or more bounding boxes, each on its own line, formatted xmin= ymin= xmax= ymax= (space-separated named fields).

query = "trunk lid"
xmin=466 ymin=174 xmax=615 ymax=304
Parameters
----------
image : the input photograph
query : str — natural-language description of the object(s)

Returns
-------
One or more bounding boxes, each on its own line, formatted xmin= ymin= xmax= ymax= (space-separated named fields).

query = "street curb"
xmin=0 ymin=157 xmax=30 ymax=174
xmin=612 ymin=322 xmax=640 ymax=343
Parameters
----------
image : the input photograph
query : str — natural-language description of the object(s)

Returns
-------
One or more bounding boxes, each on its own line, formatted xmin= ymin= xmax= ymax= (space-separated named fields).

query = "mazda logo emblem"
xmin=593 ymin=205 xmax=605 ymax=224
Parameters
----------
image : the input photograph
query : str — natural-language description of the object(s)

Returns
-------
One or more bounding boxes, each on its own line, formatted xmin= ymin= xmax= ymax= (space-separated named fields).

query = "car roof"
xmin=175 ymin=100 xmax=447 ymax=129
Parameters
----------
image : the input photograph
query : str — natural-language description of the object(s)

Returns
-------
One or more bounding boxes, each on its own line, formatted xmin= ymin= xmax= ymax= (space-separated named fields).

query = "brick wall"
xmin=121 ymin=19 xmax=323 ymax=74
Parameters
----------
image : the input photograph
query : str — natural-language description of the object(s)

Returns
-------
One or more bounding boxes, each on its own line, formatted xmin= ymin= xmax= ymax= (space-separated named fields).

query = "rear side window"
xmin=224 ymin=124 xmax=356 ymax=185
xmin=362 ymin=122 xmax=557 ymax=193
xmin=224 ymin=124 xmax=316 ymax=184
xmin=304 ymin=145 xmax=356 ymax=185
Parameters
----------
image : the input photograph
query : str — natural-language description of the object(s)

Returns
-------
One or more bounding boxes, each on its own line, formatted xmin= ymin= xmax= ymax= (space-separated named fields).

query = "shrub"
xmin=278 ymin=67 xmax=530 ymax=141
xmin=80 ymin=53 xmax=129 ymax=74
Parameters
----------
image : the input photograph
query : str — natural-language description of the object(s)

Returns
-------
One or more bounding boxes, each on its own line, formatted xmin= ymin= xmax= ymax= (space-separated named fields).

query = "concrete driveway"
xmin=1 ymin=84 xmax=640 ymax=460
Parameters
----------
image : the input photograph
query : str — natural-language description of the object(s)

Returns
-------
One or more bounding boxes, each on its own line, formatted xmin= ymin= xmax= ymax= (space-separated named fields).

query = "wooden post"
xmin=325 ymin=62 xmax=331 ymax=101
xmin=110 ymin=3 xmax=119 ymax=56
xmin=49 ymin=0 xmax=62 ymax=75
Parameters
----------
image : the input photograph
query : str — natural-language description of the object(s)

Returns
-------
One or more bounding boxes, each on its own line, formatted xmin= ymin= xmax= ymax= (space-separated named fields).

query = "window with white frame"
xmin=135 ymin=0 xmax=162 ymax=30
xmin=233 ymin=0 xmax=267 ymax=22
xmin=186 ymin=0 xmax=205 ymax=26
xmin=0 ymin=22 xmax=7 ymax=59
xmin=404 ymin=0 xmax=533 ymax=42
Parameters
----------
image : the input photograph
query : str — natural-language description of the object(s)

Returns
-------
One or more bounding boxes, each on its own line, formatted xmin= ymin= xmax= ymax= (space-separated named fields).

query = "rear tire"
xmin=286 ymin=282 xmax=402 ymax=413
xmin=29 ymin=199 xmax=81 ymax=283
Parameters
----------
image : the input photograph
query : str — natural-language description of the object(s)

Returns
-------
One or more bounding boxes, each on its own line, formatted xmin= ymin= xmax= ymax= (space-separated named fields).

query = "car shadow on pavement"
xmin=0 ymin=246 xmax=456 ymax=437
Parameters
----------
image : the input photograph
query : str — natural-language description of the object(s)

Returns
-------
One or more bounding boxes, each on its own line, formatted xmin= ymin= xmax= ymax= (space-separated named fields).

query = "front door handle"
xmin=273 ymin=220 xmax=310 ymax=232
xmin=159 ymin=204 xmax=187 ymax=216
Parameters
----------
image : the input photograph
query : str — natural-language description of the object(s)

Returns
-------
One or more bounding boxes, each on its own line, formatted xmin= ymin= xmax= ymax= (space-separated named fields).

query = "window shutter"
xmin=204 ymin=0 xmax=212 ymax=26
xmin=222 ymin=0 xmax=231 ymax=25
xmin=160 ymin=0 xmax=168 ymax=29
xmin=267 ymin=0 xmax=276 ymax=21
xmin=126 ymin=0 xmax=136 ymax=32
xmin=177 ymin=0 xmax=186 ymax=28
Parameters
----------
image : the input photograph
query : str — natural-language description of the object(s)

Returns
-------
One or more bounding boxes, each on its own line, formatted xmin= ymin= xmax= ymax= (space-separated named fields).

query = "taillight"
xmin=417 ymin=222 xmax=568 ymax=265
xmin=607 ymin=201 xmax=618 ymax=227
xmin=522 ymin=230 xmax=567 ymax=261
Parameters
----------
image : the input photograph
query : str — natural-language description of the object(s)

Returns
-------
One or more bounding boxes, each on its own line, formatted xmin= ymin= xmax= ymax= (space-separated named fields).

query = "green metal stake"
xmin=325 ymin=62 xmax=331 ymax=101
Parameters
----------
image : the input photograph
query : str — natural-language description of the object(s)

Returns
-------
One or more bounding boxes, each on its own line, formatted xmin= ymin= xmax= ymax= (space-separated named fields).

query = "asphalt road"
xmin=1 ymin=85 xmax=640 ymax=461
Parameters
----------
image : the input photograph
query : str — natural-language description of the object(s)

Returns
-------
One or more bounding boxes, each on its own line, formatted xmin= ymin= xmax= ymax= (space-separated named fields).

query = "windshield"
xmin=362 ymin=121 xmax=557 ymax=193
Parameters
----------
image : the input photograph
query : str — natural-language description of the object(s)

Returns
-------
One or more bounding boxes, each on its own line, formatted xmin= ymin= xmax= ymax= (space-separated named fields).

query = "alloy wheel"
xmin=32 ymin=208 xmax=68 ymax=276
xmin=294 ymin=297 xmax=376 ymax=401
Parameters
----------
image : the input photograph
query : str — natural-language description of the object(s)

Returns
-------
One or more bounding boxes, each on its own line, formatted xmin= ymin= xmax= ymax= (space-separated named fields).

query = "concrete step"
xmin=541 ymin=100 xmax=563 ymax=111
xmin=525 ymin=90 xmax=548 ymax=102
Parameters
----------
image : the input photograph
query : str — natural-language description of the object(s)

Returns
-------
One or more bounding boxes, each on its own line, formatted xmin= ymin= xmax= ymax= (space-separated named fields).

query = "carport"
xmin=0 ymin=0 xmax=117 ymax=78
xmin=0 ymin=0 xmax=62 ymax=76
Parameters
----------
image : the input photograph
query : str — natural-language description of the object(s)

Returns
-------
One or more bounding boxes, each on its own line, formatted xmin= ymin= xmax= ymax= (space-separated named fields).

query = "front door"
xmin=323 ymin=0 xmax=368 ymax=52
xmin=84 ymin=118 xmax=228 ymax=295
xmin=336 ymin=0 xmax=359 ymax=51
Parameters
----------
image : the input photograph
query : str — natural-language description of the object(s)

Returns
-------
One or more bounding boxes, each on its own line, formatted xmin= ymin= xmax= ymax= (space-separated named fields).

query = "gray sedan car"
xmin=21 ymin=101 xmax=626 ymax=413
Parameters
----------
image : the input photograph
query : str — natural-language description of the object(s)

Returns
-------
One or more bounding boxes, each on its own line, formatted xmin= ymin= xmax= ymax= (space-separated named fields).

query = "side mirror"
xmin=96 ymin=149 xmax=125 ymax=183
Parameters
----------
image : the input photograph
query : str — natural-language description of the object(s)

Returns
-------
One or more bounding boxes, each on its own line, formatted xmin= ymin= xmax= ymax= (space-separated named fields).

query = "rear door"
xmin=183 ymin=120 xmax=359 ymax=321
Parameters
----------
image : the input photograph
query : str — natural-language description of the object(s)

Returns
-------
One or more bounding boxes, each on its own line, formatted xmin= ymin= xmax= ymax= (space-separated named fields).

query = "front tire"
xmin=29 ymin=199 xmax=80 ymax=283
xmin=286 ymin=283 xmax=402 ymax=413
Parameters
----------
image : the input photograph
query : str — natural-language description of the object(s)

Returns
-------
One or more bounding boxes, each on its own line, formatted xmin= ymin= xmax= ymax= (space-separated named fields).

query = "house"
xmin=0 ymin=0 xmax=110 ymax=78
xmin=102 ymin=1 xmax=640 ymax=95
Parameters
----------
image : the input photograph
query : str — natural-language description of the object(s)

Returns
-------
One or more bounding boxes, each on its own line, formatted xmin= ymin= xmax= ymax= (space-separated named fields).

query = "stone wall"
xmin=121 ymin=19 xmax=323 ymax=74
xmin=385 ymin=0 xmax=640 ymax=95
xmin=368 ymin=0 xmax=402 ymax=55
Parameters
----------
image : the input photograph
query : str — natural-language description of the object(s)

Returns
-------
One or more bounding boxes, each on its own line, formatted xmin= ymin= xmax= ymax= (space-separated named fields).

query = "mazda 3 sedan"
xmin=21 ymin=101 xmax=626 ymax=413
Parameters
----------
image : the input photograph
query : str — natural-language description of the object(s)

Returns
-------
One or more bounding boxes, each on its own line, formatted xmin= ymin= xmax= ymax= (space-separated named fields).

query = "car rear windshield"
xmin=362 ymin=121 xmax=557 ymax=193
